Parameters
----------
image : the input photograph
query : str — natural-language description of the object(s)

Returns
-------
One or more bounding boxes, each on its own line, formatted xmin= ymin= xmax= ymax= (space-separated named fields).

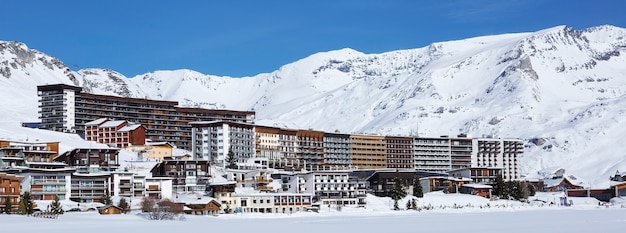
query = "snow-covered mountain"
xmin=2 ymin=25 xmax=626 ymax=187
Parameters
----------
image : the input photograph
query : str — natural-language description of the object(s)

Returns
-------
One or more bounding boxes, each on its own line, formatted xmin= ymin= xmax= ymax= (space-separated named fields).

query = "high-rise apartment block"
xmin=38 ymin=84 xmax=255 ymax=151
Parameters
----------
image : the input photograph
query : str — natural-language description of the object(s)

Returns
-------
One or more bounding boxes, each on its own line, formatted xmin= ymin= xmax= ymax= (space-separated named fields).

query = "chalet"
xmin=460 ymin=184 xmax=493 ymax=198
xmin=544 ymin=176 xmax=584 ymax=192
xmin=420 ymin=176 xmax=472 ymax=194
xmin=97 ymin=205 xmax=123 ymax=215
xmin=174 ymin=194 xmax=221 ymax=215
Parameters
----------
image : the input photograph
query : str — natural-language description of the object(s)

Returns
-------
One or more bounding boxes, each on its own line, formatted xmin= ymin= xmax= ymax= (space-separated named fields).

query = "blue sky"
xmin=1 ymin=0 xmax=625 ymax=77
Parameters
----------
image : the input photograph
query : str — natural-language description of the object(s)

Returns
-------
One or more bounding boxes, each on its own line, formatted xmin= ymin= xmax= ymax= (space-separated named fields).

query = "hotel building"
xmin=37 ymin=84 xmax=255 ymax=151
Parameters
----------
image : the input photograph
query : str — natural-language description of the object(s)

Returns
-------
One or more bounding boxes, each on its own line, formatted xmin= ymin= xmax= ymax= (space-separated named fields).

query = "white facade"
xmin=471 ymin=138 xmax=523 ymax=181
xmin=191 ymin=121 xmax=255 ymax=168
xmin=414 ymin=137 xmax=452 ymax=173
xmin=63 ymin=88 xmax=76 ymax=132
xmin=281 ymin=171 xmax=365 ymax=207
xmin=232 ymin=192 xmax=313 ymax=214
xmin=20 ymin=170 xmax=73 ymax=200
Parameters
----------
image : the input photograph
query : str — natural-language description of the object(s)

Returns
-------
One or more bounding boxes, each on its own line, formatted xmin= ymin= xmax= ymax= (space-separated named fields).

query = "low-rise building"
xmin=0 ymin=173 xmax=23 ymax=213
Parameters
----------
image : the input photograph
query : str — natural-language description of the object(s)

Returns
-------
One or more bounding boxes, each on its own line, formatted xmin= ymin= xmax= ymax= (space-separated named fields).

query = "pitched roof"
xmin=99 ymin=120 xmax=126 ymax=128
xmin=85 ymin=118 xmax=109 ymax=126
xmin=118 ymin=124 xmax=142 ymax=132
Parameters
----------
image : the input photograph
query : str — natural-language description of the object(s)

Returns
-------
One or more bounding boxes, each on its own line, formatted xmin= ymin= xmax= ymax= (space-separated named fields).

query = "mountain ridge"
xmin=2 ymin=25 xmax=626 ymax=187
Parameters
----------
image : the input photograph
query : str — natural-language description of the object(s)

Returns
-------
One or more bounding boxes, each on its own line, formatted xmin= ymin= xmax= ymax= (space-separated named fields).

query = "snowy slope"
xmin=2 ymin=25 xmax=626 ymax=187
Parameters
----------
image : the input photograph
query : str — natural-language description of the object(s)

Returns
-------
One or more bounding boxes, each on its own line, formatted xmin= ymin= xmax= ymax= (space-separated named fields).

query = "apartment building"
xmin=0 ymin=173 xmax=23 ymax=213
xmin=255 ymin=126 xmax=281 ymax=160
xmin=296 ymin=130 xmax=325 ymax=169
xmin=226 ymin=169 xmax=274 ymax=192
xmin=0 ymin=140 xmax=59 ymax=163
xmin=273 ymin=129 xmax=299 ymax=169
xmin=150 ymin=158 xmax=212 ymax=193
xmin=280 ymin=170 xmax=367 ymax=207
xmin=323 ymin=133 xmax=352 ymax=169
xmin=385 ymin=136 xmax=414 ymax=169
xmin=448 ymin=167 xmax=503 ymax=184
xmin=37 ymin=84 xmax=255 ymax=151
xmin=37 ymin=84 xmax=81 ymax=132
xmin=54 ymin=148 xmax=120 ymax=173
xmin=85 ymin=118 xmax=146 ymax=148
xmin=18 ymin=165 xmax=74 ymax=201
xmin=450 ymin=135 xmax=473 ymax=170
xmin=190 ymin=121 xmax=255 ymax=166
xmin=472 ymin=137 xmax=523 ymax=181
xmin=231 ymin=192 xmax=313 ymax=214
xmin=350 ymin=134 xmax=386 ymax=169
xmin=414 ymin=137 xmax=452 ymax=173
xmin=111 ymin=172 xmax=172 ymax=200
xmin=127 ymin=142 xmax=175 ymax=161
xmin=70 ymin=172 xmax=112 ymax=203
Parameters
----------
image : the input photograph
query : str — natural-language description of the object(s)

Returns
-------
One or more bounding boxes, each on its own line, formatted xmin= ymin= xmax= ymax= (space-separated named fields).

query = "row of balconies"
xmin=314 ymin=179 xmax=349 ymax=183
xmin=314 ymin=186 xmax=356 ymax=191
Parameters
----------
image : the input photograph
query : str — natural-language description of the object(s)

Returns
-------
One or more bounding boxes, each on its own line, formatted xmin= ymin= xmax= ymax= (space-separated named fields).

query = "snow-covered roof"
xmin=99 ymin=120 xmax=126 ymax=128
xmin=85 ymin=118 xmax=108 ymax=126
xmin=462 ymin=184 xmax=493 ymax=189
xmin=118 ymin=124 xmax=142 ymax=132
xmin=173 ymin=194 xmax=218 ymax=205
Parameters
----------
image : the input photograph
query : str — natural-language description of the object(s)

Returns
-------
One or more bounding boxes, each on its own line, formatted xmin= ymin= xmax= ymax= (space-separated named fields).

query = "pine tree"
xmin=118 ymin=198 xmax=130 ymax=214
xmin=405 ymin=200 xmax=412 ymax=210
xmin=4 ymin=196 xmax=12 ymax=214
xmin=492 ymin=175 xmax=505 ymax=198
xmin=390 ymin=171 xmax=407 ymax=210
xmin=412 ymin=177 xmax=423 ymax=198
xmin=18 ymin=191 xmax=34 ymax=215
xmin=528 ymin=183 xmax=536 ymax=196
xmin=226 ymin=146 xmax=237 ymax=169
xmin=49 ymin=195 xmax=64 ymax=214
xmin=101 ymin=190 xmax=113 ymax=205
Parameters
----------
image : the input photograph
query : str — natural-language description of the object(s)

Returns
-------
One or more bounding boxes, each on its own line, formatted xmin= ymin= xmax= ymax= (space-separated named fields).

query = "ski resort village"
xmin=1 ymin=82 xmax=625 ymax=218
xmin=1 ymin=23 xmax=626 ymax=232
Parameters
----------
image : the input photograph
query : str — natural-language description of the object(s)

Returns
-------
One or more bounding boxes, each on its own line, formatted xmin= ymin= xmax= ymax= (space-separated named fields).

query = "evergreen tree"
xmin=492 ymin=175 xmax=505 ymax=198
xmin=226 ymin=146 xmax=237 ymax=169
xmin=412 ymin=177 xmax=423 ymax=198
xmin=528 ymin=183 xmax=536 ymax=197
xmin=405 ymin=200 xmax=412 ymax=210
xmin=101 ymin=190 xmax=113 ymax=205
xmin=49 ymin=195 xmax=64 ymax=214
xmin=118 ymin=198 xmax=130 ymax=214
xmin=4 ymin=196 xmax=12 ymax=214
xmin=390 ymin=171 xmax=407 ymax=210
xmin=18 ymin=191 xmax=34 ymax=215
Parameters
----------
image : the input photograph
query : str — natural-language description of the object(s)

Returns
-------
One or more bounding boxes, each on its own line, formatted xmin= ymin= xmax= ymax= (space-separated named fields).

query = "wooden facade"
xmin=350 ymin=134 xmax=386 ymax=169
xmin=54 ymin=148 xmax=120 ymax=172
xmin=98 ymin=205 xmax=123 ymax=214
xmin=184 ymin=199 xmax=221 ymax=215
xmin=0 ymin=140 xmax=59 ymax=163
xmin=0 ymin=173 xmax=23 ymax=213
